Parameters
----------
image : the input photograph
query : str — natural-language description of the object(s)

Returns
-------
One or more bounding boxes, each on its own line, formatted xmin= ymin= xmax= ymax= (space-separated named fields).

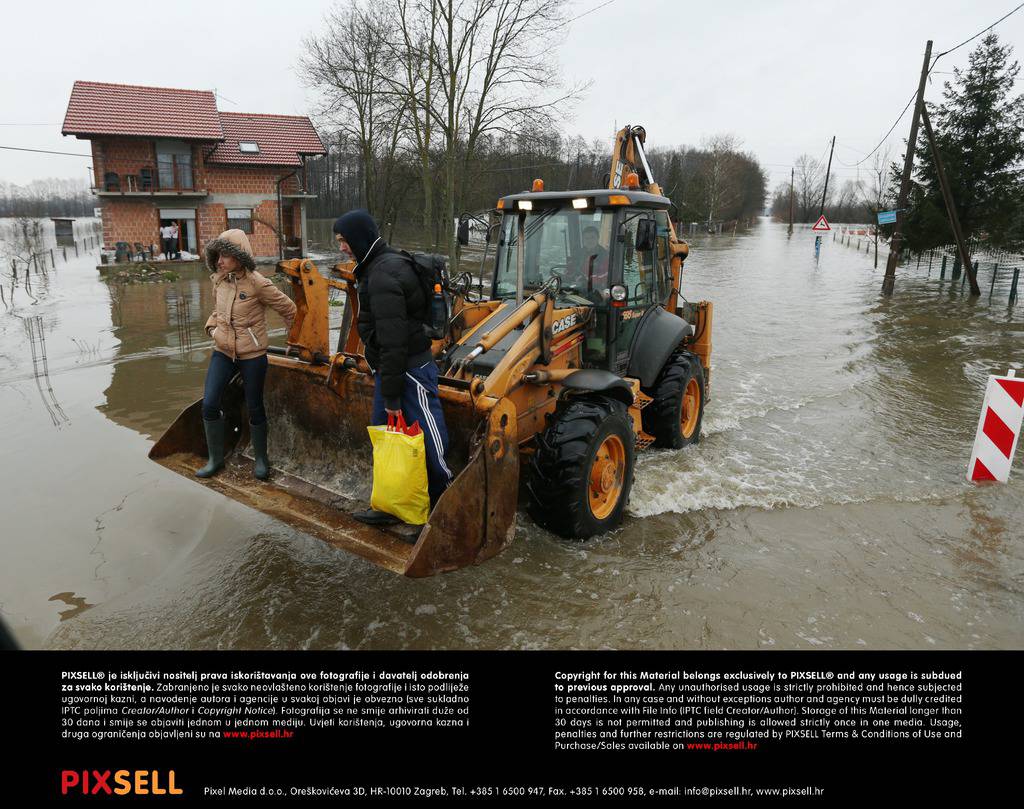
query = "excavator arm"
xmin=609 ymin=124 xmax=693 ymax=322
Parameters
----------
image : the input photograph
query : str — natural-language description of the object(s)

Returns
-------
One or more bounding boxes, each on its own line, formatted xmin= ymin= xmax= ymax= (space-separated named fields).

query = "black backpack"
xmin=400 ymin=250 xmax=450 ymax=339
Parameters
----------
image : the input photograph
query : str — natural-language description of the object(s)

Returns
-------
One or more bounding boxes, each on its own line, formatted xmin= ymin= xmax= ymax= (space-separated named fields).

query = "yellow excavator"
xmin=150 ymin=125 xmax=713 ymax=576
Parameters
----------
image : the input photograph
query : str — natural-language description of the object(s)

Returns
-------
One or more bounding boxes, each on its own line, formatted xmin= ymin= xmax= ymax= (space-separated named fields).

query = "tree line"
xmin=300 ymin=0 xmax=767 ymax=259
xmin=305 ymin=129 xmax=768 ymax=234
xmin=0 ymin=178 xmax=94 ymax=218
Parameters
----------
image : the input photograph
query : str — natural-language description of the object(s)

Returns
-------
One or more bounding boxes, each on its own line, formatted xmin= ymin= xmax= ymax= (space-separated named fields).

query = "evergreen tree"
xmin=903 ymin=32 xmax=1024 ymax=251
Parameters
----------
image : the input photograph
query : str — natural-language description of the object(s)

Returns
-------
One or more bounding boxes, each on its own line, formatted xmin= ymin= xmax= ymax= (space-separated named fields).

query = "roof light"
xmin=625 ymin=172 xmax=640 ymax=189
xmin=518 ymin=200 xmax=533 ymax=211
xmin=608 ymin=194 xmax=630 ymax=205
xmin=239 ymin=141 xmax=260 ymax=154
xmin=531 ymin=178 xmax=544 ymax=192
xmin=572 ymin=198 xmax=589 ymax=209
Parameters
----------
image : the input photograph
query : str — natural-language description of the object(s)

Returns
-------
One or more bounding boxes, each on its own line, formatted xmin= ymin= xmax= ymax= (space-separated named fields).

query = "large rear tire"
xmin=642 ymin=351 xmax=705 ymax=448
xmin=527 ymin=396 xmax=635 ymax=538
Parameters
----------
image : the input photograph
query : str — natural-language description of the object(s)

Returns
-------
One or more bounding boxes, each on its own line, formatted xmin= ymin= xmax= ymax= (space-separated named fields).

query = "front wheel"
xmin=527 ymin=396 xmax=635 ymax=539
xmin=642 ymin=351 xmax=705 ymax=448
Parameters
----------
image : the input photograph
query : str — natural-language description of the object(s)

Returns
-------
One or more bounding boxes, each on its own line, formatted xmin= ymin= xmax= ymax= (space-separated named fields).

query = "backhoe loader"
xmin=150 ymin=125 xmax=713 ymax=576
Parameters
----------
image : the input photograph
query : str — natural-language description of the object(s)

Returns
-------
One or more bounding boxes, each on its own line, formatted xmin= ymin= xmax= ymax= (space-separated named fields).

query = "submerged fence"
xmin=832 ymin=226 xmax=1021 ymax=305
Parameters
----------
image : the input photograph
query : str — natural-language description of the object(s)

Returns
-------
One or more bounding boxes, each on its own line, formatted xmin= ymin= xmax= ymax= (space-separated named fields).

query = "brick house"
xmin=61 ymin=81 xmax=326 ymax=262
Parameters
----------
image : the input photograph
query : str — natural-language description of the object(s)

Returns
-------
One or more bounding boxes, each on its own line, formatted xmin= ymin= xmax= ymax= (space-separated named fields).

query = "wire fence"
xmin=831 ymin=226 xmax=1021 ymax=304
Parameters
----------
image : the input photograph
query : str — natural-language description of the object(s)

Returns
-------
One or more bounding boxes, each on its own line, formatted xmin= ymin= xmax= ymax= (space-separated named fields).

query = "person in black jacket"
xmin=333 ymin=210 xmax=453 ymax=525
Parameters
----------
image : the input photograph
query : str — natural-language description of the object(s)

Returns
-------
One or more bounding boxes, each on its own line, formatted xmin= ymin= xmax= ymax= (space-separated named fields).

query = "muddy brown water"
xmin=1 ymin=220 xmax=1021 ymax=650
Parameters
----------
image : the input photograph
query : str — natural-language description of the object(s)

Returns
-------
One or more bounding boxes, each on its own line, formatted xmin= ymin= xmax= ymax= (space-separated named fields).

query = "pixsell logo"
xmin=60 ymin=770 xmax=183 ymax=796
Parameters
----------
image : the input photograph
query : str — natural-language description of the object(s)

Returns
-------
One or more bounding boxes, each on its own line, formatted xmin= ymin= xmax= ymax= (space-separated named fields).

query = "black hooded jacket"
xmin=334 ymin=210 xmax=432 ymax=406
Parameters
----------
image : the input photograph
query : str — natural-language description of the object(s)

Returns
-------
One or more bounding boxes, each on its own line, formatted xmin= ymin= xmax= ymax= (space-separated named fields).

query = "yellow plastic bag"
xmin=367 ymin=414 xmax=430 ymax=525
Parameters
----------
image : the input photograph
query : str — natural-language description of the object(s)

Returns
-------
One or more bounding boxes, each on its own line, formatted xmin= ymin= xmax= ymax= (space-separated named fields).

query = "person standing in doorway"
xmin=332 ymin=209 xmax=453 ymax=524
xmin=160 ymin=222 xmax=174 ymax=259
xmin=169 ymin=221 xmax=181 ymax=259
xmin=197 ymin=229 xmax=296 ymax=480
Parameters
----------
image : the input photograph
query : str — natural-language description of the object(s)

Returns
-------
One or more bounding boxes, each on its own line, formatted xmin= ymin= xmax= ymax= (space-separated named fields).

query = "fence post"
xmin=952 ymin=255 xmax=961 ymax=279
xmin=1010 ymin=268 xmax=1019 ymax=302
xmin=50 ymin=249 xmax=55 ymax=268
xmin=990 ymin=263 xmax=999 ymax=298
xmin=62 ymin=247 xmax=67 ymax=262
xmin=940 ymin=255 xmax=947 ymax=279
xmin=74 ymin=242 xmax=79 ymax=257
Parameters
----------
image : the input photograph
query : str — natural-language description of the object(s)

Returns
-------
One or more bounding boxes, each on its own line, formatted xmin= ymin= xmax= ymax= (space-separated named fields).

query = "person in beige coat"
xmin=197 ymin=229 xmax=296 ymax=480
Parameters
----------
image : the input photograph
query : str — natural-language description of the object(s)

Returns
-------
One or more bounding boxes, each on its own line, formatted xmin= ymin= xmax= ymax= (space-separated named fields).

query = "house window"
xmin=155 ymin=139 xmax=193 ymax=190
xmin=239 ymin=141 xmax=260 ymax=154
xmin=227 ymin=208 xmax=253 ymax=234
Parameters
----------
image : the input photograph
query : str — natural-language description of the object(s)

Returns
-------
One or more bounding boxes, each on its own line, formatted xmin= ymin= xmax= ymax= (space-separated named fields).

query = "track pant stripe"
xmin=406 ymin=372 xmax=454 ymax=481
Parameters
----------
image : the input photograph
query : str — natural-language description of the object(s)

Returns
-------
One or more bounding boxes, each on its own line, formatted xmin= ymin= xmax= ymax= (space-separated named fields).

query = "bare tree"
xmin=427 ymin=0 xmax=584 ymax=264
xmin=300 ymin=2 xmax=406 ymax=219
xmin=793 ymin=154 xmax=826 ymax=222
xmin=390 ymin=0 xmax=440 ymax=240
xmin=698 ymin=135 xmax=744 ymax=225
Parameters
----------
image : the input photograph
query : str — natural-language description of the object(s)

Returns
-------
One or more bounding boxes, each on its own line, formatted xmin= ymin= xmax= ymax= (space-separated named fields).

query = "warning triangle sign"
xmin=812 ymin=215 xmax=830 ymax=232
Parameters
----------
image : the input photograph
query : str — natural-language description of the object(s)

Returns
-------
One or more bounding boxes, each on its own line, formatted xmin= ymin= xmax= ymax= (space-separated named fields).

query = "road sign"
xmin=968 ymin=369 xmax=1024 ymax=482
xmin=877 ymin=210 xmax=897 ymax=225
xmin=812 ymin=215 xmax=830 ymax=231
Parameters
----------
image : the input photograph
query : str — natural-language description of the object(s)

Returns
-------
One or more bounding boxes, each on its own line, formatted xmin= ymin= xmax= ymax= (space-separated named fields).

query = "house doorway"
xmin=282 ymin=204 xmax=297 ymax=248
xmin=159 ymin=208 xmax=197 ymax=256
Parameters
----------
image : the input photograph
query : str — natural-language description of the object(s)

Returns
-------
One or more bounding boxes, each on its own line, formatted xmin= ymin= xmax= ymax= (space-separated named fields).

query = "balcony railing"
xmin=99 ymin=155 xmax=201 ymax=195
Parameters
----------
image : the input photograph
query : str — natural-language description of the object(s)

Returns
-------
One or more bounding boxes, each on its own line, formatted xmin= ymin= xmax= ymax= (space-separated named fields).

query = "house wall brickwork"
xmin=92 ymin=138 xmax=155 ymax=189
xmin=101 ymin=200 xmax=160 ymax=250
xmin=91 ymin=139 xmax=309 ymax=258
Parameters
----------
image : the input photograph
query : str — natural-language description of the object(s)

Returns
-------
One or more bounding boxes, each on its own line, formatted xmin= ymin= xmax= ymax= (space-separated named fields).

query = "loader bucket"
xmin=149 ymin=357 xmax=519 ymax=576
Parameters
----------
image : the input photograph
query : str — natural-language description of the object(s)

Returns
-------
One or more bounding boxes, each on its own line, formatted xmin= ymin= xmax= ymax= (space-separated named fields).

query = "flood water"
xmin=1 ymin=219 xmax=1021 ymax=650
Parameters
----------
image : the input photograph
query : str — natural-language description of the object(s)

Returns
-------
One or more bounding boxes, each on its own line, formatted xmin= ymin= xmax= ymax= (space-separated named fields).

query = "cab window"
xmin=619 ymin=212 xmax=658 ymax=307
xmin=655 ymin=211 xmax=673 ymax=303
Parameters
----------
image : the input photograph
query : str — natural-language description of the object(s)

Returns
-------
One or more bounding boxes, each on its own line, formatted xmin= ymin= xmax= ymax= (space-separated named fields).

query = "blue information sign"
xmin=877 ymin=210 xmax=897 ymax=225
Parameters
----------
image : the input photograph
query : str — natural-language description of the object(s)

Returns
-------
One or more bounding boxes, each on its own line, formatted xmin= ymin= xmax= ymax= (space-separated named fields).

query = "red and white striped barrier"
xmin=968 ymin=369 xmax=1024 ymax=482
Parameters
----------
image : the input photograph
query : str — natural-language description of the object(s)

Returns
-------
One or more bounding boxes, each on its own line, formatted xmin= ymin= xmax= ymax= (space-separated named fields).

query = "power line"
xmin=556 ymin=0 xmax=618 ymax=29
xmin=0 ymin=145 xmax=91 ymax=157
xmin=844 ymin=89 xmax=918 ymax=168
xmin=841 ymin=2 xmax=1024 ymax=169
xmin=935 ymin=1 xmax=1024 ymax=57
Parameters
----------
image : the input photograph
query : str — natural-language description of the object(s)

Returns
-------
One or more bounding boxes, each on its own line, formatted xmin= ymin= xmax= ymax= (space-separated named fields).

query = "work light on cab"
xmin=572 ymin=198 xmax=589 ymax=209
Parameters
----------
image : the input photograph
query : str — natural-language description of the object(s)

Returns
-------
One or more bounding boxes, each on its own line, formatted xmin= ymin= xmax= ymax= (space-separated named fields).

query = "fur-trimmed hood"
xmin=205 ymin=229 xmax=255 ymax=274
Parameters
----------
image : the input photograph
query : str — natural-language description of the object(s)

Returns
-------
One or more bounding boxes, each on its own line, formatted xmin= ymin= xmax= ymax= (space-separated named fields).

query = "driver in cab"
xmin=563 ymin=226 xmax=609 ymax=298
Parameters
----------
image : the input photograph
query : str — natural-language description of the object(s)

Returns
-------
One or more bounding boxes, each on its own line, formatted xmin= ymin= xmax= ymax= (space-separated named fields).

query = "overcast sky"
xmin=2 ymin=0 xmax=1022 ymax=193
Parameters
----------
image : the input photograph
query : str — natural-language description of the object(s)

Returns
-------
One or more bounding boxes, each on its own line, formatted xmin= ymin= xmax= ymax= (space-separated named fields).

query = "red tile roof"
xmin=62 ymin=81 xmax=223 ymax=140
xmin=207 ymin=112 xmax=326 ymax=167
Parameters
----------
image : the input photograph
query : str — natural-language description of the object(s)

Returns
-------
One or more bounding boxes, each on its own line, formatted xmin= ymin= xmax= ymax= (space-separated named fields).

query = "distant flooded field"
xmin=0 ymin=219 xmax=1021 ymax=650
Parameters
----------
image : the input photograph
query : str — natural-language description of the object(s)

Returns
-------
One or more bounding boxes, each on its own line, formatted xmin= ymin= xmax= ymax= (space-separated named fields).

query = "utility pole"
xmin=819 ymin=136 xmax=835 ymax=215
xmin=788 ymin=168 xmax=794 ymax=236
xmin=883 ymin=40 xmax=932 ymax=296
xmin=920 ymin=105 xmax=980 ymax=295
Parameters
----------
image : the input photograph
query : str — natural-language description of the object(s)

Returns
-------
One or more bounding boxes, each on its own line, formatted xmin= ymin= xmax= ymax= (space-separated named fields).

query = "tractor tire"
xmin=527 ymin=396 xmax=635 ymax=539
xmin=642 ymin=351 xmax=705 ymax=448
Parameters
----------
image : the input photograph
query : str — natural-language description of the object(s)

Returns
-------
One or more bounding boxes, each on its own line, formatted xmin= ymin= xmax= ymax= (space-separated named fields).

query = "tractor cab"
xmin=491 ymin=187 xmax=680 ymax=374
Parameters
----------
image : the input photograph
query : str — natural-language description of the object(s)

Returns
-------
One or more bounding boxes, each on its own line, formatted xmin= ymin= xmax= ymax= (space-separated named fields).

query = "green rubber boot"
xmin=250 ymin=421 xmax=270 ymax=480
xmin=196 ymin=417 xmax=225 ymax=478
